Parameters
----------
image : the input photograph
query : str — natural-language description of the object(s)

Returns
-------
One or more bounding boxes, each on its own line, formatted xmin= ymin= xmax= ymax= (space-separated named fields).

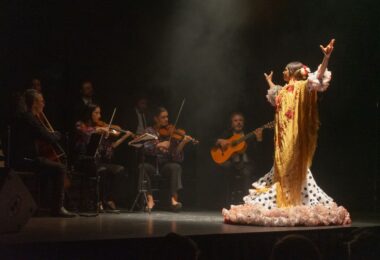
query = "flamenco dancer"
xmin=223 ymin=39 xmax=351 ymax=226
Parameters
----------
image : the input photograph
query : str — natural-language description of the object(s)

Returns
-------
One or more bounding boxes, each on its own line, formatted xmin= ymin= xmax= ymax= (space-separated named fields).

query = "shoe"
xmin=145 ymin=200 xmax=155 ymax=214
xmin=171 ymin=202 xmax=182 ymax=212
xmin=106 ymin=201 xmax=117 ymax=210
xmin=105 ymin=201 xmax=120 ymax=214
xmin=52 ymin=207 xmax=77 ymax=218
xmin=145 ymin=206 xmax=152 ymax=214
xmin=97 ymin=202 xmax=105 ymax=213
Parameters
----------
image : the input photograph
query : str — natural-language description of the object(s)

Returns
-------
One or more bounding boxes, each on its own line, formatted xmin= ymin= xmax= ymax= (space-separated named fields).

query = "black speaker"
xmin=0 ymin=168 xmax=37 ymax=234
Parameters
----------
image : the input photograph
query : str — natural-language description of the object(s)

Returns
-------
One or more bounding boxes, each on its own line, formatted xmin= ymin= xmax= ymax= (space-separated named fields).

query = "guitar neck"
xmin=239 ymin=132 xmax=255 ymax=142
xmin=235 ymin=121 xmax=275 ymax=144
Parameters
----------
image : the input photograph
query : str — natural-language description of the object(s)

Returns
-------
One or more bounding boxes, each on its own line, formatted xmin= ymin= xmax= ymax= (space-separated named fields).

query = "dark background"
xmin=1 ymin=0 xmax=378 ymax=211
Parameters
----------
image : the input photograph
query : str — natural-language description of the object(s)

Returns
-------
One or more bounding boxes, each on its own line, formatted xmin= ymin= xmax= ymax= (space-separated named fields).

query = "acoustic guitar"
xmin=210 ymin=121 xmax=274 ymax=164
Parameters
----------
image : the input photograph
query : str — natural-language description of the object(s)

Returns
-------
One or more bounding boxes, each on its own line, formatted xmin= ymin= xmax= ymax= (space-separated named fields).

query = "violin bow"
xmin=169 ymin=98 xmax=186 ymax=143
xmin=94 ymin=107 xmax=117 ymax=160
xmin=38 ymin=112 xmax=67 ymax=160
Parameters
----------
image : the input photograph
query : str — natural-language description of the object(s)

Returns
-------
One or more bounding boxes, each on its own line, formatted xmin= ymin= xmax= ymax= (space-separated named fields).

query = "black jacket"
xmin=10 ymin=112 xmax=60 ymax=167
xmin=120 ymin=107 xmax=152 ymax=134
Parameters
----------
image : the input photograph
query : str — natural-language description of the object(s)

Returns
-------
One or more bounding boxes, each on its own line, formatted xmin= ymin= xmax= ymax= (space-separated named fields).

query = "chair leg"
xmin=36 ymin=175 xmax=41 ymax=208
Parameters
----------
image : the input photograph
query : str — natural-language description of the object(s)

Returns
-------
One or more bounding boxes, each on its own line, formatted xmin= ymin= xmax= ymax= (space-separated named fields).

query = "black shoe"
xmin=105 ymin=201 xmax=120 ymax=214
xmin=145 ymin=206 xmax=153 ymax=214
xmin=105 ymin=208 xmax=120 ymax=214
xmin=52 ymin=207 xmax=77 ymax=218
xmin=171 ymin=202 xmax=182 ymax=212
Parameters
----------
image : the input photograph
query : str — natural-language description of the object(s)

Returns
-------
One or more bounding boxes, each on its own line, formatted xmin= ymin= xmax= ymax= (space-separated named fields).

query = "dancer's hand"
xmin=317 ymin=39 xmax=335 ymax=80
xmin=320 ymin=39 xmax=335 ymax=58
xmin=264 ymin=71 xmax=276 ymax=89
xmin=264 ymin=71 xmax=273 ymax=82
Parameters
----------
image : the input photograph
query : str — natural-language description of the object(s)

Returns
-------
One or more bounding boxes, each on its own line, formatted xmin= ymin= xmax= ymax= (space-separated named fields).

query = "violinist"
xmin=140 ymin=107 xmax=193 ymax=212
xmin=10 ymin=89 xmax=76 ymax=217
xmin=74 ymin=103 xmax=133 ymax=212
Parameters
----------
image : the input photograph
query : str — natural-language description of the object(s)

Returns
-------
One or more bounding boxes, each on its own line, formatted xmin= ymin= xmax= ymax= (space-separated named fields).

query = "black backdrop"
xmin=1 ymin=0 xmax=378 ymax=211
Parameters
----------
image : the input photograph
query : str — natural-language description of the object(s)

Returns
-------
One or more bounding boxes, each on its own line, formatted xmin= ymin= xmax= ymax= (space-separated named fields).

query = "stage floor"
xmin=1 ymin=210 xmax=379 ymax=245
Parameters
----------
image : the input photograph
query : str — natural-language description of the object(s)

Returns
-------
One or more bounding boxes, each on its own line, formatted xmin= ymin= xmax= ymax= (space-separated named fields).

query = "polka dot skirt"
xmin=243 ymin=167 xmax=334 ymax=210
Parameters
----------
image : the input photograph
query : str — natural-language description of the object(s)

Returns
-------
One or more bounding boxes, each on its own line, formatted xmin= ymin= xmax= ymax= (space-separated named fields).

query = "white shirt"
xmin=135 ymin=108 xmax=147 ymax=135
xmin=82 ymin=97 xmax=93 ymax=105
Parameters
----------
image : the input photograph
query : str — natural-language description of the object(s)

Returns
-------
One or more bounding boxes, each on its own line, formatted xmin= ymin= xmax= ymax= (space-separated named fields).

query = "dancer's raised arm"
xmin=317 ymin=39 xmax=335 ymax=80
xmin=264 ymin=71 xmax=276 ymax=89
xmin=264 ymin=70 xmax=283 ymax=106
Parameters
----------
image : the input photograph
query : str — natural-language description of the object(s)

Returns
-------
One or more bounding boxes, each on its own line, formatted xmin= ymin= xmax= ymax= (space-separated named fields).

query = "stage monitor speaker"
xmin=0 ymin=168 xmax=37 ymax=234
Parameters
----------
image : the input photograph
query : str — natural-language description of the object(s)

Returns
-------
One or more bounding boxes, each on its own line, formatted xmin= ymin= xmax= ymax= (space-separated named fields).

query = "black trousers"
xmin=14 ymin=157 xmax=66 ymax=211
xmin=76 ymin=159 xmax=125 ymax=203
xmin=222 ymin=161 xmax=254 ymax=201
xmin=138 ymin=162 xmax=183 ymax=196
xmin=97 ymin=163 xmax=125 ymax=203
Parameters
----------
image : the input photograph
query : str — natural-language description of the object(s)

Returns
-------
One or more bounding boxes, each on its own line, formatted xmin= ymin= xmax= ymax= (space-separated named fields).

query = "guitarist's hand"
xmin=254 ymin=128 xmax=263 ymax=142
xmin=216 ymin=139 xmax=229 ymax=150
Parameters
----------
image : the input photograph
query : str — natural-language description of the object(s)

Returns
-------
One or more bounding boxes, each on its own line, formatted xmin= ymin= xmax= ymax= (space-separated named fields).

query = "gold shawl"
xmin=274 ymin=80 xmax=319 ymax=207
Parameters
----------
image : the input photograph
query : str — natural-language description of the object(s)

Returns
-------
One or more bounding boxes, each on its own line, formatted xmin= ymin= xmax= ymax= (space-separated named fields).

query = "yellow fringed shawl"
xmin=274 ymin=80 xmax=319 ymax=207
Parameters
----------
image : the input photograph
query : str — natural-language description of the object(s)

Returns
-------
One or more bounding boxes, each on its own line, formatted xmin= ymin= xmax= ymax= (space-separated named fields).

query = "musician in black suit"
xmin=215 ymin=112 xmax=263 ymax=203
xmin=116 ymin=96 xmax=151 ymax=165
xmin=10 ymin=89 xmax=76 ymax=217
xmin=123 ymin=96 xmax=151 ymax=135
xmin=72 ymin=80 xmax=98 ymax=123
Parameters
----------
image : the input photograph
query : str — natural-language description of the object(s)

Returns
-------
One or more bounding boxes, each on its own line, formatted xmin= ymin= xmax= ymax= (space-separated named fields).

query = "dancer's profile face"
xmin=283 ymin=67 xmax=290 ymax=82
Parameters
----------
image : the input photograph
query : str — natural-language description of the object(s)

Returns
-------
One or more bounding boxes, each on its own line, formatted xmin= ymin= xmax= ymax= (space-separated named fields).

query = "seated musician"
xmin=140 ymin=107 xmax=193 ymax=212
xmin=74 ymin=103 xmax=133 ymax=212
xmin=215 ymin=112 xmax=263 ymax=202
xmin=10 ymin=89 xmax=76 ymax=217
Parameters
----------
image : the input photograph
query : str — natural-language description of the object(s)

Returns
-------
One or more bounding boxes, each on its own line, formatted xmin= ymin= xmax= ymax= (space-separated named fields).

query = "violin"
xmin=110 ymin=126 xmax=136 ymax=138
xmin=158 ymin=124 xmax=199 ymax=144
xmin=95 ymin=120 xmax=136 ymax=138
xmin=95 ymin=120 xmax=118 ymax=128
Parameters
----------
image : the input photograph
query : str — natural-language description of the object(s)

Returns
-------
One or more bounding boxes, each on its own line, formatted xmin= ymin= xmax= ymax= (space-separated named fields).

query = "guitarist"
xmin=215 ymin=112 xmax=263 ymax=202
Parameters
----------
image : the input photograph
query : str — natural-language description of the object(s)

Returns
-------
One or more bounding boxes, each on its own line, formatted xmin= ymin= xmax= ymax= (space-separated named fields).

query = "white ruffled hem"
xmin=222 ymin=203 xmax=351 ymax=226
xmin=223 ymin=167 xmax=351 ymax=226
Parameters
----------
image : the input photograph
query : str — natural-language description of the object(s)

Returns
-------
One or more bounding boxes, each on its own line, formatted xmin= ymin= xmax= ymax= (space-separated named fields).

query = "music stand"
xmin=129 ymin=133 xmax=157 ymax=212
